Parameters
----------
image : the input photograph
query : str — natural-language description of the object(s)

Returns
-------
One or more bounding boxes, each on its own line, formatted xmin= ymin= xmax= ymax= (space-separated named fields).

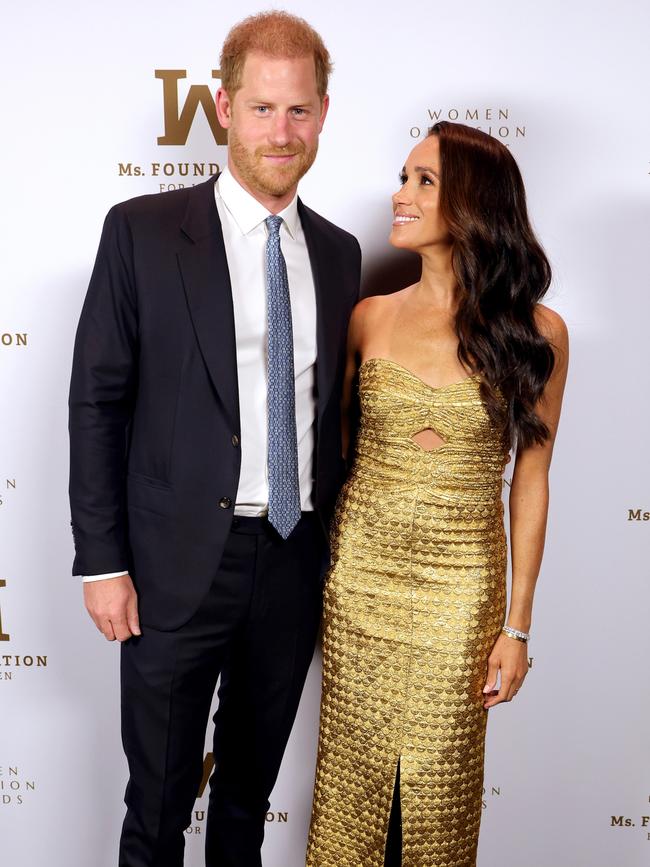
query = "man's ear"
xmin=216 ymin=87 xmax=233 ymax=129
xmin=318 ymin=94 xmax=330 ymax=134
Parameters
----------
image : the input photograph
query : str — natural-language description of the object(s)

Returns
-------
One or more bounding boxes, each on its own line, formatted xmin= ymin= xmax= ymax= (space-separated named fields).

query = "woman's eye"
xmin=421 ymin=175 xmax=433 ymax=185
xmin=399 ymin=173 xmax=407 ymax=185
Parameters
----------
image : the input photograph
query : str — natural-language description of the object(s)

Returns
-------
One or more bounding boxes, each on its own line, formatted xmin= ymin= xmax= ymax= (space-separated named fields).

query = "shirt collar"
xmin=216 ymin=166 xmax=300 ymax=239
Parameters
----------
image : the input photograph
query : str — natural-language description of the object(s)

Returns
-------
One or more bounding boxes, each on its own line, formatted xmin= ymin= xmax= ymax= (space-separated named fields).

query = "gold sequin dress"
xmin=307 ymin=358 xmax=509 ymax=867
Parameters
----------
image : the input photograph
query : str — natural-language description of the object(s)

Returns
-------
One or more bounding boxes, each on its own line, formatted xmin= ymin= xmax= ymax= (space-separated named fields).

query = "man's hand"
xmin=83 ymin=574 xmax=141 ymax=642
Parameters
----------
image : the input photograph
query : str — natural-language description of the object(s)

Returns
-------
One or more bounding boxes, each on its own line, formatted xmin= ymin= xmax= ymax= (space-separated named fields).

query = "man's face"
xmin=216 ymin=52 xmax=329 ymax=210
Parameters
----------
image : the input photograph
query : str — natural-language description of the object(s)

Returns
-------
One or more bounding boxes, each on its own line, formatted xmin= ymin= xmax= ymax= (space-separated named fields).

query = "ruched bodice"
xmin=307 ymin=358 xmax=510 ymax=867
xmin=354 ymin=358 xmax=507 ymax=503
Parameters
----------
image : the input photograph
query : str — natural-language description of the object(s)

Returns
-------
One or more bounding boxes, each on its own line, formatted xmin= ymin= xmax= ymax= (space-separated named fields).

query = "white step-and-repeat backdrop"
xmin=2 ymin=1 xmax=649 ymax=865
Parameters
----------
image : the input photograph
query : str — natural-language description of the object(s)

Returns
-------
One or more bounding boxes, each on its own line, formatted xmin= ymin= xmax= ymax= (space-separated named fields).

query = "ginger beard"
xmin=228 ymin=125 xmax=318 ymax=199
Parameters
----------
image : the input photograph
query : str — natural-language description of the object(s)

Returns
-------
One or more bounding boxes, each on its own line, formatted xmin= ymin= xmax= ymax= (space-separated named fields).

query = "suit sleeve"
xmin=68 ymin=205 xmax=138 ymax=575
xmin=352 ymin=236 xmax=362 ymax=303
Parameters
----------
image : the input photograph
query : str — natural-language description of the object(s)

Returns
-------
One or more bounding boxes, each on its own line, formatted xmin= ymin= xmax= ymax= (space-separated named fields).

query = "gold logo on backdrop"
xmin=1 ymin=333 xmax=28 ymax=347
xmin=409 ymin=107 xmax=526 ymax=147
xmin=0 ymin=580 xmax=9 ymax=642
xmin=627 ymin=508 xmax=650 ymax=521
xmin=609 ymin=794 xmax=650 ymax=842
xmin=0 ymin=766 xmax=36 ymax=806
xmin=116 ymin=71 xmax=227 ymax=191
xmin=156 ymin=70 xmax=228 ymax=146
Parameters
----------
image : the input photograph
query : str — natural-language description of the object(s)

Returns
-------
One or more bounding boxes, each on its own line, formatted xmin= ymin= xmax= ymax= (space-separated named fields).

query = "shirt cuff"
xmin=79 ymin=571 xmax=129 ymax=583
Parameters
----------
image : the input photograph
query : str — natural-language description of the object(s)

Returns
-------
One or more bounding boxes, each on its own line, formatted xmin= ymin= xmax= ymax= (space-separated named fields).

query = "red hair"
xmin=220 ymin=11 xmax=332 ymax=99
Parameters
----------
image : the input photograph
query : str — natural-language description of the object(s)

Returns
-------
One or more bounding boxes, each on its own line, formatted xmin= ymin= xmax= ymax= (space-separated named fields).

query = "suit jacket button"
xmin=231 ymin=434 xmax=239 ymax=447
xmin=219 ymin=497 xmax=232 ymax=509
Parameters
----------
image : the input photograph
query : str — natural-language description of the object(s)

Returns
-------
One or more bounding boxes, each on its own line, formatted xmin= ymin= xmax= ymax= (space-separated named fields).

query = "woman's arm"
xmin=483 ymin=304 xmax=569 ymax=708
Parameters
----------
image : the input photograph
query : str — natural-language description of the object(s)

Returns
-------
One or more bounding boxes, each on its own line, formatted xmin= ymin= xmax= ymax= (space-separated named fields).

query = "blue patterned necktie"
xmin=265 ymin=215 xmax=301 ymax=539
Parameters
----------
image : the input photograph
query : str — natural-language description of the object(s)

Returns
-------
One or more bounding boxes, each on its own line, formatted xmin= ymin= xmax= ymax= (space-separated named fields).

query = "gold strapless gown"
xmin=307 ymin=358 xmax=509 ymax=867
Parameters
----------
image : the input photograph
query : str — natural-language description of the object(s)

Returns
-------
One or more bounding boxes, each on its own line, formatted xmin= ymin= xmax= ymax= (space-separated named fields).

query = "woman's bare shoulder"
xmin=347 ymin=294 xmax=391 ymax=354
xmin=352 ymin=287 xmax=412 ymax=324
xmin=535 ymin=303 xmax=569 ymax=350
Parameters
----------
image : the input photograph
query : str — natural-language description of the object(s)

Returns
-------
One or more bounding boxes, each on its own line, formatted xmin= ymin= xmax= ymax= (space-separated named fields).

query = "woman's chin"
xmin=389 ymin=231 xmax=415 ymax=251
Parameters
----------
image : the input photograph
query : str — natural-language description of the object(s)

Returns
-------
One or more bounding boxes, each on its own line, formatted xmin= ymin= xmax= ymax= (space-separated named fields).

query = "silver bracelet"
xmin=502 ymin=625 xmax=530 ymax=643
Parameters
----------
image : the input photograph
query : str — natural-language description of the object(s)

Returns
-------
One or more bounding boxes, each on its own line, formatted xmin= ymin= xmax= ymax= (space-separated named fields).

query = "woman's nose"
xmin=392 ymin=188 xmax=411 ymax=206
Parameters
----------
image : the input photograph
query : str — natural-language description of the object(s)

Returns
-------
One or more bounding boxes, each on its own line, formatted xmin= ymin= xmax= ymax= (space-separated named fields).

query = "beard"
xmin=228 ymin=127 xmax=318 ymax=199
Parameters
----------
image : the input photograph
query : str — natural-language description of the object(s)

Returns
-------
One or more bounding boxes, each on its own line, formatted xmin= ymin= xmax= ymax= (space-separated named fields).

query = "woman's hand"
xmin=482 ymin=633 xmax=529 ymax=709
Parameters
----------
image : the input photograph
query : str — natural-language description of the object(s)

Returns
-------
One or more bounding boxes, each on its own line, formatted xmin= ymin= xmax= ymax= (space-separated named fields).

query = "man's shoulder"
xmin=298 ymin=201 xmax=359 ymax=253
xmin=107 ymin=177 xmax=214 ymax=229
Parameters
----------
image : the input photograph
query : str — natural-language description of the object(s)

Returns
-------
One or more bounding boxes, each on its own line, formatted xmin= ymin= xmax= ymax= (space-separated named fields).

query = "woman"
xmin=306 ymin=121 xmax=568 ymax=866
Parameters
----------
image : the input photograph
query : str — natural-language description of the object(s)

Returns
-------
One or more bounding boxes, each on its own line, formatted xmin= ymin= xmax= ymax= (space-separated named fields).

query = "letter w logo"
xmin=156 ymin=70 xmax=227 ymax=146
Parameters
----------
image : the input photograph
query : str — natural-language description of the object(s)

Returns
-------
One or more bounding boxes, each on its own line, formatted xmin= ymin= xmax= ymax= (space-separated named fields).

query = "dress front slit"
xmin=384 ymin=759 xmax=402 ymax=866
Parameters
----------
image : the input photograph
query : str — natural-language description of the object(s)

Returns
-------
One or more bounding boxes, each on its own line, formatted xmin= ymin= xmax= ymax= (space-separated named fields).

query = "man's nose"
xmin=269 ymin=113 xmax=291 ymax=147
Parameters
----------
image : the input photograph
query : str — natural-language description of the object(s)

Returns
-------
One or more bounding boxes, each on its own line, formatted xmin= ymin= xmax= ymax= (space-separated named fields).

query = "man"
xmin=69 ymin=11 xmax=361 ymax=866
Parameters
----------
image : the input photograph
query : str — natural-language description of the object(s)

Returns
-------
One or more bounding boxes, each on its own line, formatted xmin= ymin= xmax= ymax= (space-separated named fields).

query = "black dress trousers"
xmin=118 ymin=513 xmax=325 ymax=867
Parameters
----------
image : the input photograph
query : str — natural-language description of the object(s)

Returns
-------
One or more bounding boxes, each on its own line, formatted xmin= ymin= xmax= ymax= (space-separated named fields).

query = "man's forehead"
xmin=239 ymin=51 xmax=317 ymax=83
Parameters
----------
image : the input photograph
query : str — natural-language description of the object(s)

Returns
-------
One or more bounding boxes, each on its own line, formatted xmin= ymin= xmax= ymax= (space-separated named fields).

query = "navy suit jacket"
xmin=69 ymin=175 xmax=361 ymax=629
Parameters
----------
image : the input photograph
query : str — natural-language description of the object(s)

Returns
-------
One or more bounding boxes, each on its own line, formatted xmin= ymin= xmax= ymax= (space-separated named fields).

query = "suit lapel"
xmin=177 ymin=177 xmax=240 ymax=431
xmin=299 ymin=201 xmax=342 ymax=425
xmin=177 ymin=184 xmax=344 ymax=436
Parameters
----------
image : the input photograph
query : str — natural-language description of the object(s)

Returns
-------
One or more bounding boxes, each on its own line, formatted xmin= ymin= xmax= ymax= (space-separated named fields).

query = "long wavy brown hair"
xmin=430 ymin=121 xmax=555 ymax=448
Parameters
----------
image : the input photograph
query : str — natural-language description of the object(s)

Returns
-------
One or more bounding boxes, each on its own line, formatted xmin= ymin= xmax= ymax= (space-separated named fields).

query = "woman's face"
xmin=390 ymin=135 xmax=451 ymax=252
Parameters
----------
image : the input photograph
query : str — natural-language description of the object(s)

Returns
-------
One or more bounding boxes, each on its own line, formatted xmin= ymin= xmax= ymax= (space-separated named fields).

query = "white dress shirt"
xmin=82 ymin=168 xmax=317 ymax=582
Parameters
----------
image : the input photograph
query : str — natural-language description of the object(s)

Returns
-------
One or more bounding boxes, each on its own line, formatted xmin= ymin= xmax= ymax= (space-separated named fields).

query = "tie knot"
xmin=265 ymin=215 xmax=283 ymax=237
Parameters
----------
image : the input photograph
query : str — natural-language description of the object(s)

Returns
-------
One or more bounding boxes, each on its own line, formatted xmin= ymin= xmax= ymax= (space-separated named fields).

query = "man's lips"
xmin=263 ymin=153 xmax=298 ymax=164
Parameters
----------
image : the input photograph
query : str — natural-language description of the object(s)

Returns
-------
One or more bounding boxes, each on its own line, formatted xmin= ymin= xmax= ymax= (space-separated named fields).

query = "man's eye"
xmin=256 ymin=106 xmax=269 ymax=114
xmin=292 ymin=108 xmax=307 ymax=116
